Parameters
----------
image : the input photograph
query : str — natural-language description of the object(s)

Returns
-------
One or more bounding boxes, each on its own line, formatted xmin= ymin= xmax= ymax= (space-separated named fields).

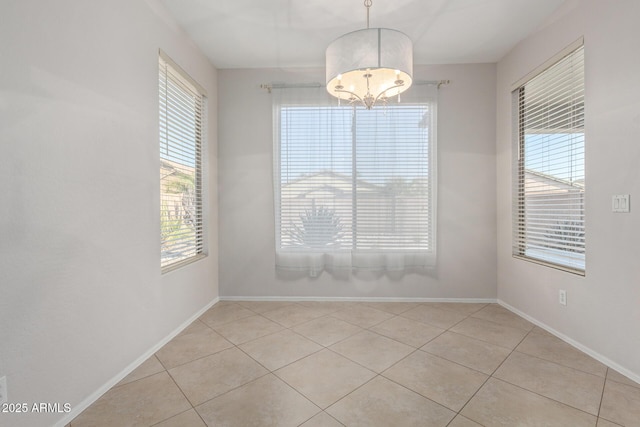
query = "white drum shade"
xmin=326 ymin=27 xmax=413 ymax=108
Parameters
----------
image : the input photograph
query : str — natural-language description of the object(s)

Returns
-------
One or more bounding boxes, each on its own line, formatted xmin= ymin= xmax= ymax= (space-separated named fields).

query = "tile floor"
xmin=68 ymin=301 xmax=640 ymax=427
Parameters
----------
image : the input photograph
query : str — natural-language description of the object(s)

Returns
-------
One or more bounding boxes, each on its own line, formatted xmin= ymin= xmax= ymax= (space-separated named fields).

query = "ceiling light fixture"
xmin=325 ymin=0 xmax=413 ymax=109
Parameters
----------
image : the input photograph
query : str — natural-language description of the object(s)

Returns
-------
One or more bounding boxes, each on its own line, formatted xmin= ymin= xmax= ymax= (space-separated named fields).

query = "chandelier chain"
xmin=364 ymin=0 xmax=372 ymax=29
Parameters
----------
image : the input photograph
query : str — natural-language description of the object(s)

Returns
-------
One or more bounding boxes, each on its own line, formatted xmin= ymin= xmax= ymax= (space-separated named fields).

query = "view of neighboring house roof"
xmin=525 ymin=169 xmax=584 ymax=192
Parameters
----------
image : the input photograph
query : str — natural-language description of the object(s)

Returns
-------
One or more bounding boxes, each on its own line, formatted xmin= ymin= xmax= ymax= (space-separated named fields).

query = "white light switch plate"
xmin=612 ymin=194 xmax=630 ymax=213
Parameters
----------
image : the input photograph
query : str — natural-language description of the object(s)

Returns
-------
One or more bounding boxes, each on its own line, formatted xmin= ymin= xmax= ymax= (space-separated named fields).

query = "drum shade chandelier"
xmin=325 ymin=0 xmax=414 ymax=109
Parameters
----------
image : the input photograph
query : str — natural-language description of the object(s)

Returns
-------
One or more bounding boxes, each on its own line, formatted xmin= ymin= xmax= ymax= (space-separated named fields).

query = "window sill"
xmin=161 ymin=253 xmax=208 ymax=275
xmin=512 ymin=253 xmax=585 ymax=276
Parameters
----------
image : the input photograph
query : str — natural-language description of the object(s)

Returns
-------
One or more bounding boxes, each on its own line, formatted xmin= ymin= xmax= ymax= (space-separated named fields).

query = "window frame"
xmin=511 ymin=38 xmax=586 ymax=275
xmin=159 ymin=50 xmax=207 ymax=273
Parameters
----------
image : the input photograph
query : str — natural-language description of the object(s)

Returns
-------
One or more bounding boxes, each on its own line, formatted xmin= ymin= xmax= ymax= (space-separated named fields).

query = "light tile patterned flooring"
xmin=69 ymin=301 xmax=640 ymax=427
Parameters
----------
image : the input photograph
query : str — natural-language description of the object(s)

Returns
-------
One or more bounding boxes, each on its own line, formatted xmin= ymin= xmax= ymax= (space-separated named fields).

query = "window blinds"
xmin=159 ymin=53 xmax=205 ymax=272
xmin=513 ymin=43 xmax=585 ymax=273
xmin=274 ymin=85 xmax=437 ymax=275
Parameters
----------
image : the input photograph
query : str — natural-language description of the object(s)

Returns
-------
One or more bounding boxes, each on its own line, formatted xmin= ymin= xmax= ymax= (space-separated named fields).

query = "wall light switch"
xmin=612 ymin=195 xmax=630 ymax=213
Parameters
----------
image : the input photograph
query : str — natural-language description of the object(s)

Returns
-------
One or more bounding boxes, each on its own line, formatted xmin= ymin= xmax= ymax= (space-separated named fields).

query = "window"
xmin=512 ymin=40 xmax=585 ymax=274
xmin=159 ymin=51 xmax=206 ymax=272
xmin=273 ymin=85 xmax=437 ymax=276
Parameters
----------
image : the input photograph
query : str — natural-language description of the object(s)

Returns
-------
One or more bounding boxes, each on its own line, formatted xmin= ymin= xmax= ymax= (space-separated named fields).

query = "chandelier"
xmin=325 ymin=0 xmax=413 ymax=109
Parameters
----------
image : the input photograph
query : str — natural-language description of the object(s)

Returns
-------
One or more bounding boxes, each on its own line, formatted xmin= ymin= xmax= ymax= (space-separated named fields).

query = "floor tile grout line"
xmin=164 ymin=317 xmax=280 ymax=411
xmin=164 ymin=362 xmax=205 ymax=409
xmin=424 ymin=328 xmax=515 ymax=356
xmin=375 ymin=323 xmax=498 ymax=416
xmin=256 ymin=319 xmax=360 ymax=427
xmin=322 ymin=412 xmax=347 ymax=427
xmin=278 ymin=308 xmax=418 ymax=375
xmin=604 ymin=366 xmax=640 ymax=389
xmin=375 ymin=364 xmax=461 ymax=417
xmin=487 ymin=376 xmax=603 ymax=420
xmin=232 ymin=321 xmax=333 ymax=376
xmin=327 ymin=310 xmax=396 ymax=329
xmin=469 ymin=305 xmax=536 ymax=331
xmin=356 ymin=311 xmax=476 ymax=374
xmin=158 ymin=342 xmax=234 ymax=371
xmin=469 ymin=314 xmax=536 ymax=333
xmin=271 ymin=356 xmax=360 ymax=416
xmin=606 ymin=377 xmax=640 ymax=390
xmin=596 ymin=414 xmax=624 ymax=427
xmin=229 ymin=315 xmax=296 ymax=344
xmin=111 ymin=355 xmax=166 ymax=390
xmin=596 ymin=418 xmax=624 ymax=427
xmin=324 ymin=331 xmax=416 ymax=374
xmin=418 ymin=302 xmax=489 ymax=317
xmin=193 ymin=406 xmax=209 ymax=427
xmin=514 ymin=349 xmax=608 ymax=379
xmin=510 ymin=348 xmax=608 ymax=380
xmin=190 ymin=370 xmax=287 ymax=416
xmin=294 ymin=326 xmax=363 ymax=348
xmin=233 ymin=339 xmax=286 ymax=373
xmin=397 ymin=308 xmax=471 ymax=331
xmin=445 ymin=322 xmax=526 ymax=351
xmin=366 ymin=317 xmax=450 ymax=350
xmin=415 ymin=346 xmax=495 ymax=377
xmin=321 ymin=374 xmax=383 ymax=416
xmin=202 ymin=324 xmax=336 ymax=426
xmin=462 ymin=311 xmax=535 ymax=332
xmin=185 ymin=361 xmax=272 ymax=410
xmin=487 ymin=326 xmax=602 ymax=418
xmin=454 ymin=323 xmax=533 ymax=423
xmin=147 ymin=407 xmax=203 ymax=427
xmin=596 ymin=369 xmax=608 ymax=419
xmin=324 ymin=313 xmax=372 ymax=330
xmin=259 ymin=372 xmax=326 ymax=420
xmin=322 ymin=345 xmax=379 ymax=373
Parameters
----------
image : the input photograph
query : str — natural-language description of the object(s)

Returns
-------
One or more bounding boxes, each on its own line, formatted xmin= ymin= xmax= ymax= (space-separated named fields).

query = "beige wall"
xmin=496 ymin=0 xmax=640 ymax=380
xmin=0 ymin=1 xmax=218 ymax=426
xmin=218 ymin=63 xmax=497 ymax=299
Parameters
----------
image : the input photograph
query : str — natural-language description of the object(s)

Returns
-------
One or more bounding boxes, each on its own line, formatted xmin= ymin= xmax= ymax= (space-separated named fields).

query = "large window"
xmin=159 ymin=51 xmax=206 ymax=272
xmin=273 ymin=85 xmax=437 ymax=276
xmin=513 ymin=40 xmax=585 ymax=274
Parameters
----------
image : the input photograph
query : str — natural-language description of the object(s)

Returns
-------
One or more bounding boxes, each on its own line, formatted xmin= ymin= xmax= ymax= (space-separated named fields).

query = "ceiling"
xmin=159 ymin=0 xmax=568 ymax=69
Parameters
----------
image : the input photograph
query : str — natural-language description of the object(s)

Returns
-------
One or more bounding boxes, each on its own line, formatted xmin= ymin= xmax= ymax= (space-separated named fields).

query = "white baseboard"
xmin=498 ymin=299 xmax=640 ymax=385
xmin=220 ymin=296 xmax=498 ymax=303
xmin=55 ymin=297 xmax=219 ymax=427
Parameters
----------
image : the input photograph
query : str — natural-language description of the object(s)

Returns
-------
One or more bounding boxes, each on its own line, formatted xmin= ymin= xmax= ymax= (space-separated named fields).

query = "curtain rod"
xmin=260 ymin=80 xmax=450 ymax=93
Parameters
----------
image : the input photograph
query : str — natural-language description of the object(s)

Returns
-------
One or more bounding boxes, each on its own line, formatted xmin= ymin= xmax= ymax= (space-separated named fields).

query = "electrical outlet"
xmin=0 ymin=376 xmax=7 ymax=405
xmin=559 ymin=290 xmax=567 ymax=306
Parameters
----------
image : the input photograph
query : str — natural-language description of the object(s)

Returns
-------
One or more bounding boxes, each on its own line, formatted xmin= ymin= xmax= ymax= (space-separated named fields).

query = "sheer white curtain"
xmin=273 ymin=84 xmax=437 ymax=276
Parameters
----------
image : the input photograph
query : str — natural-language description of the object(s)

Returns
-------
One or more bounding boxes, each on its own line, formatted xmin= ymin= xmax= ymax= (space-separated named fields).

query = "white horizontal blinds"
xmin=513 ymin=44 xmax=585 ymax=272
xmin=275 ymin=86 xmax=436 ymax=260
xmin=278 ymin=96 xmax=353 ymax=250
xmin=159 ymin=54 xmax=205 ymax=271
xmin=354 ymin=104 xmax=434 ymax=250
